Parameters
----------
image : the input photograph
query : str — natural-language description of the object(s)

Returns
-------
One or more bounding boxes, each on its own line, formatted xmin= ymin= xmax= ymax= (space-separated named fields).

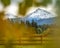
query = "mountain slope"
xmin=25 ymin=8 xmax=56 ymax=25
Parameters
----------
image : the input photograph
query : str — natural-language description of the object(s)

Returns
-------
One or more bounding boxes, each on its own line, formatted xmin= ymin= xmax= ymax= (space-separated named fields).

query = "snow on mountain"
xmin=26 ymin=8 xmax=56 ymax=20
xmin=25 ymin=8 xmax=56 ymax=25
xmin=4 ymin=8 xmax=56 ymax=25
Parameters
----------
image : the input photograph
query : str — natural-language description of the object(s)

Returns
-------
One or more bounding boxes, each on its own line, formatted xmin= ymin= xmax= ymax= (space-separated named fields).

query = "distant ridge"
xmin=5 ymin=8 xmax=56 ymax=25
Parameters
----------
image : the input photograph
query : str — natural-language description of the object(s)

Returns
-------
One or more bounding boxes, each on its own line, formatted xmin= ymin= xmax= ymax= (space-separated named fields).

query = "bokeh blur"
xmin=0 ymin=0 xmax=60 ymax=48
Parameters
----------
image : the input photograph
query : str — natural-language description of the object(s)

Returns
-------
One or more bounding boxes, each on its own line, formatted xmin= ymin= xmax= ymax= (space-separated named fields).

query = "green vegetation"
xmin=1 ymin=0 xmax=10 ymax=7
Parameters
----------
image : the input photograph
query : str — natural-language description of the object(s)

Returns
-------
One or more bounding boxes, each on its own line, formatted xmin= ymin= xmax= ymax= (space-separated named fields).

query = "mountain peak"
xmin=26 ymin=8 xmax=56 ymax=19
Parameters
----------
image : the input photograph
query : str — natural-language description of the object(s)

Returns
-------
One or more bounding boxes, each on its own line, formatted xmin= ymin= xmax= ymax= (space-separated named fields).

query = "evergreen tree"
xmin=31 ymin=20 xmax=37 ymax=28
xmin=36 ymin=26 xmax=42 ymax=34
xmin=26 ymin=20 xmax=31 ymax=26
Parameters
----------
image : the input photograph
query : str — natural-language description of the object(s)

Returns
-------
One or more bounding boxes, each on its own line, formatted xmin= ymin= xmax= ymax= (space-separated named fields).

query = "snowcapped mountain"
xmin=25 ymin=8 xmax=56 ymax=25
xmin=25 ymin=8 xmax=56 ymax=19
xmin=4 ymin=8 xmax=56 ymax=25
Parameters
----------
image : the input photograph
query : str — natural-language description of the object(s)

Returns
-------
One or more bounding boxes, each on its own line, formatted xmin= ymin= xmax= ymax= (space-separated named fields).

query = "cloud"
xmin=4 ymin=3 xmax=19 ymax=19
xmin=35 ymin=0 xmax=43 ymax=3
xmin=11 ymin=0 xmax=24 ymax=3
xmin=0 ymin=2 xmax=4 ymax=12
